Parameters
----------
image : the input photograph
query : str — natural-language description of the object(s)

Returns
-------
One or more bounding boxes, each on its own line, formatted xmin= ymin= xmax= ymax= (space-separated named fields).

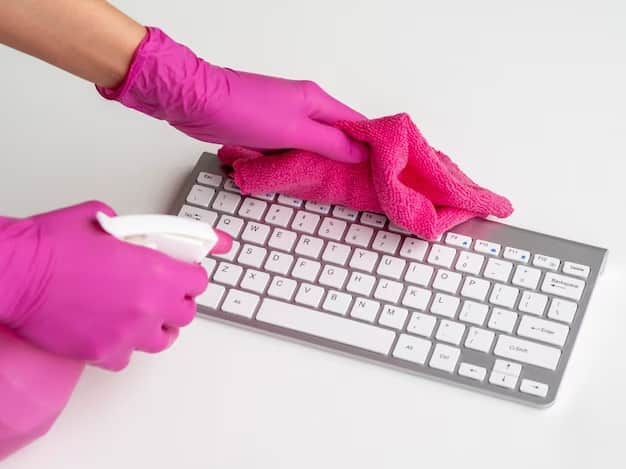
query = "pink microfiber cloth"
xmin=218 ymin=113 xmax=513 ymax=240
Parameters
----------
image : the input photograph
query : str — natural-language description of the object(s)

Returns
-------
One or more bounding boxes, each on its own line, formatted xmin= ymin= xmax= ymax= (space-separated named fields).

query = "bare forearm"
xmin=0 ymin=0 xmax=146 ymax=88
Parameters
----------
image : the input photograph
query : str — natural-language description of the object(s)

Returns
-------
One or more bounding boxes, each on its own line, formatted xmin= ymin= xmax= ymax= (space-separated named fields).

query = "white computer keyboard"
xmin=173 ymin=153 xmax=607 ymax=406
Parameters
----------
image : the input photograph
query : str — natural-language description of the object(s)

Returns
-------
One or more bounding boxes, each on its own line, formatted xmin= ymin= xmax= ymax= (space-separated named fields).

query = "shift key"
xmin=494 ymin=335 xmax=561 ymax=370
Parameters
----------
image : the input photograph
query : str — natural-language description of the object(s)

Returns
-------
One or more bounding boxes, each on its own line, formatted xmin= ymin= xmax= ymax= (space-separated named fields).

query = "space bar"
xmin=256 ymin=299 xmax=396 ymax=355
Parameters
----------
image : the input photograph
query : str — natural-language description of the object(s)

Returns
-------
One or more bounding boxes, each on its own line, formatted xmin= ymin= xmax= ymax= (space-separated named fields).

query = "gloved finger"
xmin=160 ymin=257 xmax=210 ymax=298
xmin=136 ymin=324 xmax=180 ymax=353
xmin=293 ymin=120 xmax=369 ymax=163
xmin=302 ymin=81 xmax=366 ymax=124
xmin=77 ymin=200 xmax=117 ymax=217
xmin=210 ymin=228 xmax=233 ymax=254
xmin=94 ymin=349 xmax=132 ymax=372
xmin=162 ymin=295 xmax=198 ymax=328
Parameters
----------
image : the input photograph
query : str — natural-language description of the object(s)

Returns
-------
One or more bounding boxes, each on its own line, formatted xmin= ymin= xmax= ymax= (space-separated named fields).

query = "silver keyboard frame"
xmin=171 ymin=152 xmax=608 ymax=407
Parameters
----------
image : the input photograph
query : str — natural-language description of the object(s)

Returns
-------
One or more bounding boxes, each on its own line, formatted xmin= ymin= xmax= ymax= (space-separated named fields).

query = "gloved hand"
xmin=96 ymin=27 xmax=369 ymax=164
xmin=0 ymin=201 xmax=230 ymax=371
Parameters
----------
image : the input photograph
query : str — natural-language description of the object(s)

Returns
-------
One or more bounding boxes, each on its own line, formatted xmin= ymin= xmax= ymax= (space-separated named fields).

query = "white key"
xmin=458 ymin=363 xmax=487 ymax=381
xmin=429 ymin=344 xmax=460 ymax=373
xmin=400 ymin=238 xmax=429 ymax=261
xmin=393 ymin=334 xmax=431 ymax=365
xmin=388 ymin=222 xmax=411 ymax=235
xmin=494 ymin=359 xmax=522 ymax=377
xmin=432 ymin=269 xmax=462 ymax=294
xmin=464 ymin=327 xmax=495 ymax=353
xmin=378 ymin=305 xmax=409 ymax=330
xmin=520 ymin=379 xmax=549 ymax=398
xmin=223 ymin=179 xmax=241 ymax=193
xmin=267 ymin=276 xmax=297 ymax=301
xmin=533 ymin=254 xmax=560 ymax=271
xmin=277 ymin=195 xmax=303 ymax=208
xmin=373 ymin=279 xmax=404 ymax=303
xmin=221 ymin=289 xmax=260 ymax=318
xmin=186 ymin=184 xmax=215 ymax=207
xmin=346 ymin=272 xmax=376 ymax=296
xmin=427 ymin=245 xmax=456 ymax=268
xmin=345 ymin=224 xmax=374 ymax=247
xmin=252 ymin=192 xmax=275 ymax=201
xmin=213 ymin=262 xmax=243 ymax=286
xmin=460 ymin=277 xmax=490 ymax=302
xmin=264 ymin=251 xmax=294 ymax=275
xmin=474 ymin=240 xmax=501 ymax=256
xmin=541 ymin=272 xmax=585 ymax=301
xmin=372 ymin=231 xmax=401 ymax=254
xmin=291 ymin=258 xmax=321 ymax=283
xmin=494 ymin=335 xmax=561 ymax=370
xmin=265 ymin=205 xmax=294 ymax=228
xmin=268 ymin=228 xmax=297 ymax=251
xmin=332 ymin=205 xmax=358 ymax=222
xmin=240 ymin=269 xmax=270 ymax=294
xmin=518 ymin=315 xmax=569 ymax=347
xmin=489 ymin=284 xmax=519 ymax=309
xmin=318 ymin=217 xmax=347 ymax=241
xmin=376 ymin=255 xmax=407 ymax=280
xmin=458 ymin=301 xmax=489 ymax=325
xmin=257 ymin=299 xmax=396 ymax=355
xmin=435 ymin=320 xmax=465 ymax=345
xmin=241 ymin=222 xmax=271 ymax=245
xmin=518 ymin=291 xmax=548 ymax=316
xmin=483 ymin=258 xmax=513 ymax=282
xmin=361 ymin=212 xmax=386 ymax=228
xmin=350 ymin=297 xmax=380 ymax=323
xmin=348 ymin=248 xmax=379 ymax=273
xmin=238 ymin=197 xmax=267 ymax=221
xmin=489 ymin=359 xmax=522 ymax=389
xmin=292 ymin=210 xmax=320 ymax=234
xmin=295 ymin=235 xmax=324 ymax=258
xmin=503 ymin=247 xmax=530 ymax=263
xmin=322 ymin=290 xmax=353 ymax=316
xmin=213 ymin=240 xmax=241 ymax=262
xmin=547 ymin=298 xmax=577 ymax=324
xmin=563 ymin=261 xmax=590 ymax=279
xmin=488 ymin=308 xmax=518 ymax=333
xmin=322 ymin=242 xmax=351 ymax=266
xmin=512 ymin=266 xmax=542 ymax=290
xmin=402 ymin=286 xmax=432 ymax=311
xmin=445 ymin=232 xmax=472 ymax=248
xmin=294 ymin=283 xmax=325 ymax=308
xmin=455 ymin=251 xmax=484 ymax=275
xmin=216 ymin=215 xmax=244 ymax=238
xmin=196 ymin=283 xmax=225 ymax=309
xmin=200 ymin=258 xmax=217 ymax=277
xmin=304 ymin=201 xmax=331 ymax=214
xmin=318 ymin=265 xmax=348 ymax=289
xmin=237 ymin=244 xmax=267 ymax=268
xmin=178 ymin=205 xmax=218 ymax=225
xmin=429 ymin=293 xmax=460 ymax=318
xmin=404 ymin=262 xmax=434 ymax=286
xmin=406 ymin=312 xmax=437 ymax=337
xmin=212 ymin=191 xmax=241 ymax=213
xmin=197 ymin=171 xmax=222 ymax=187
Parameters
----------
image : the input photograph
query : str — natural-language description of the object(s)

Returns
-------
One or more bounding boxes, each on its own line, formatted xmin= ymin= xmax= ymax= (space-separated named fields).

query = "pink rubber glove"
xmin=0 ymin=201 xmax=231 ymax=371
xmin=96 ymin=27 xmax=369 ymax=164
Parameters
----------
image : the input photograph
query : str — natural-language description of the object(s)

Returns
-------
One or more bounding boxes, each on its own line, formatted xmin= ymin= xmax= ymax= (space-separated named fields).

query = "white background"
xmin=1 ymin=1 xmax=625 ymax=468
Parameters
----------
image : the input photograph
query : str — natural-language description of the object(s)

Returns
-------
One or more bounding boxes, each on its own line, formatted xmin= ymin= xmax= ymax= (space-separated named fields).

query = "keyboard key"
xmin=295 ymin=235 xmax=324 ymax=258
xmin=237 ymin=244 xmax=267 ymax=269
xmin=223 ymin=179 xmax=241 ymax=193
xmin=520 ymin=379 xmax=549 ymax=398
xmin=241 ymin=222 xmax=270 ymax=245
xmin=533 ymin=254 xmax=560 ymax=271
xmin=512 ymin=266 xmax=542 ymax=290
xmin=563 ymin=261 xmax=590 ymax=279
xmin=373 ymin=279 xmax=404 ymax=303
xmin=345 ymin=224 xmax=374 ymax=247
xmin=318 ymin=217 xmax=347 ymax=241
xmin=489 ymin=371 xmax=518 ymax=389
xmin=458 ymin=363 xmax=487 ymax=381
xmin=318 ymin=265 xmax=349 ymax=289
xmin=361 ymin=212 xmax=386 ymax=228
xmin=464 ymin=327 xmax=494 ymax=353
xmin=445 ymin=232 xmax=472 ymax=248
xmin=346 ymin=272 xmax=376 ymax=296
xmin=378 ymin=305 xmax=409 ymax=330
xmin=291 ymin=258 xmax=321 ymax=283
xmin=178 ymin=205 xmax=218 ymax=225
xmin=427 ymin=245 xmax=456 ymax=268
xmin=404 ymin=262 xmax=434 ymax=287
xmin=402 ymin=286 xmax=431 ymax=311
xmin=541 ymin=272 xmax=585 ymax=301
xmin=547 ymin=298 xmax=577 ymax=324
xmin=372 ymin=231 xmax=401 ymax=254
xmin=503 ymin=247 xmax=530 ymax=263
xmin=489 ymin=284 xmax=519 ymax=309
xmin=257 ymin=299 xmax=396 ymax=355
xmin=295 ymin=283 xmax=325 ymax=308
xmin=196 ymin=283 xmax=225 ymax=310
xmin=460 ymin=277 xmax=490 ymax=302
xmin=399 ymin=238 xmax=429 ymax=261
xmin=292 ymin=210 xmax=321 ymax=234
xmin=304 ymin=201 xmax=331 ymax=214
xmin=200 ymin=258 xmax=217 ymax=277
xmin=432 ymin=269 xmax=462 ymax=294
xmin=332 ymin=205 xmax=358 ymax=221
xmin=488 ymin=308 xmax=518 ymax=334
xmin=406 ymin=312 xmax=437 ymax=337
xmin=216 ymin=215 xmax=244 ymax=238
xmin=455 ymin=251 xmax=484 ymax=275
xmin=222 ymin=289 xmax=260 ymax=318
xmin=277 ymin=195 xmax=303 ymax=207
xmin=483 ymin=258 xmax=513 ymax=282
xmin=518 ymin=291 xmax=548 ymax=316
xmin=517 ymin=315 xmax=569 ymax=347
xmin=186 ymin=184 xmax=215 ymax=208
xmin=349 ymin=248 xmax=379 ymax=272
xmin=251 ymin=192 xmax=276 ymax=201
xmin=350 ymin=297 xmax=380 ymax=323
xmin=376 ymin=255 xmax=407 ymax=280
xmin=213 ymin=240 xmax=240 ymax=262
xmin=435 ymin=320 xmax=465 ymax=345
xmin=388 ymin=222 xmax=411 ymax=235
xmin=429 ymin=293 xmax=460 ymax=318
xmin=429 ymin=344 xmax=460 ymax=373
xmin=212 ymin=191 xmax=241 ymax=213
xmin=393 ymin=334 xmax=431 ymax=365
xmin=494 ymin=335 xmax=561 ymax=370
xmin=238 ymin=198 xmax=267 ymax=221
xmin=268 ymin=228 xmax=297 ymax=252
xmin=264 ymin=251 xmax=294 ymax=275
xmin=197 ymin=171 xmax=223 ymax=187
xmin=322 ymin=242 xmax=351 ymax=266
xmin=474 ymin=240 xmax=501 ymax=256
xmin=267 ymin=276 xmax=297 ymax=301
xmin=458 ymin=301 xmax=489 ymax=326
xmin=265 ymin=205 xmax=294 ymax=227
xmin=322 ymin=290 xmax=353 ymax=316
xmin=240 ymin=269 xmax=270 ymax=294
xmin=213 ymin=262 xmax=243 ymax=286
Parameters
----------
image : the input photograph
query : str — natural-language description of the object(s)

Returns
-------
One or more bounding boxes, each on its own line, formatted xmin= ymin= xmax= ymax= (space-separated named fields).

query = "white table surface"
xmin=1 ymin=1 xmax=625 ymax=468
